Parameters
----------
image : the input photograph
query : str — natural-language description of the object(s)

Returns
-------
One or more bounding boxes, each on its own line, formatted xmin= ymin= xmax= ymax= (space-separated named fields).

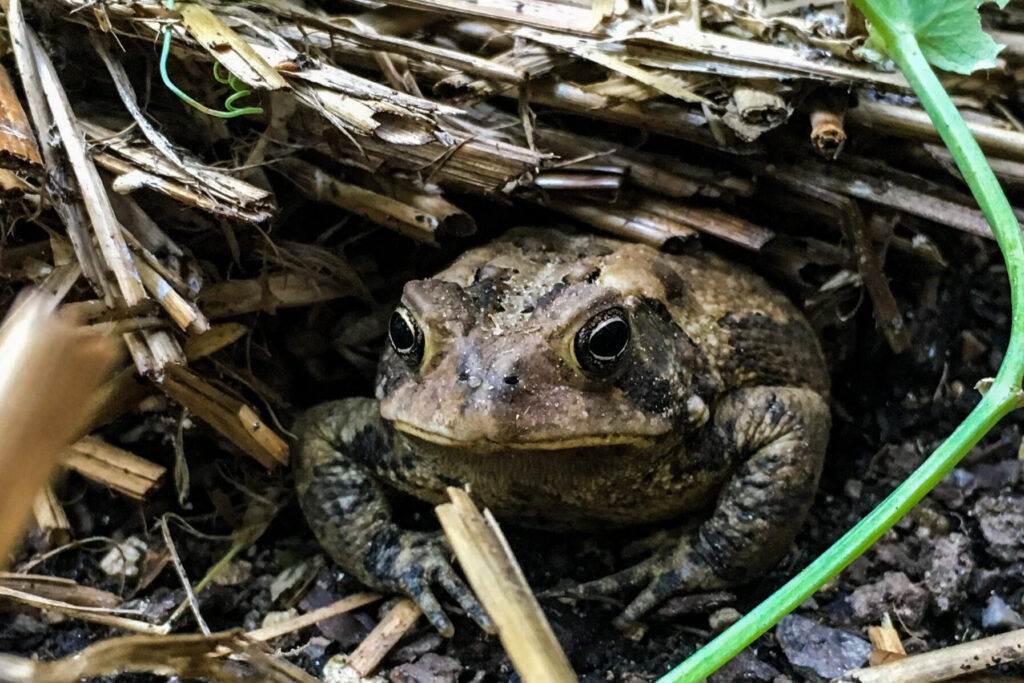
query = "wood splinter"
xmin=866 ymin=613 xmax=907 ymax=666
xmin=31 ymin=484 xmax=71 ymax=546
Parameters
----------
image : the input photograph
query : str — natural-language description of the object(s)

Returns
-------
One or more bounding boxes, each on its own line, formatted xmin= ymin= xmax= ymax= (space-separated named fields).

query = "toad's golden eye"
xmin=574 ymin=307 xmax=630 ymax=374
xmin=389 ymin=307 xmax=424 ymax=366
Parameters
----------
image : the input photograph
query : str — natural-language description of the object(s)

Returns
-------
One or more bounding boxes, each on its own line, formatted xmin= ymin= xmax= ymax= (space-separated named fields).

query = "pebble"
xmin=776 ymin=614 xmax=872 ymax=682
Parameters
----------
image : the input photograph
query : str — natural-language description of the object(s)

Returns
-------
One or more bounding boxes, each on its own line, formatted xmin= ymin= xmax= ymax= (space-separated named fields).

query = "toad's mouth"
xmin=392 ymin=420 xmax=659 ymax=450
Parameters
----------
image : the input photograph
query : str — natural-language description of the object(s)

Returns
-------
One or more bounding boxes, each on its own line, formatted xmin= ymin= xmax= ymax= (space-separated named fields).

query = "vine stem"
xmin=657 ymin=5 xmax=1024 ymax=681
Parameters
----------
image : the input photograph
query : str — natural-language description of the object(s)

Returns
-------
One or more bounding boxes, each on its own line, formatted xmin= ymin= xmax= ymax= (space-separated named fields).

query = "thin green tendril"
xmin=158 ymin=0 xmax=263 ymax=119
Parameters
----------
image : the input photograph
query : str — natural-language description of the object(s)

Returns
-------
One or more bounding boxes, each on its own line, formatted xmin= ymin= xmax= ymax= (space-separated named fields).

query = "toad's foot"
xmin=377 ymin=530 xmax=495 ymax=637
xmin=564 ymin=540 xmax=725 ymax=638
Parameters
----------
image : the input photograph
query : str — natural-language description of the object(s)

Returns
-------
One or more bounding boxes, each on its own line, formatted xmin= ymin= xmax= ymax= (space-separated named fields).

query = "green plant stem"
xmin=657 ymin=8 xmax=1024 ymax=683
xmin=159 ymin=0 xmax=263 ymax=119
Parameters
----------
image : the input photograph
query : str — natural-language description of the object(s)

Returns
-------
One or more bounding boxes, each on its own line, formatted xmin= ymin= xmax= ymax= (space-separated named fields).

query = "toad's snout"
xmin=455 ymin=346 xmax=525 ymax=402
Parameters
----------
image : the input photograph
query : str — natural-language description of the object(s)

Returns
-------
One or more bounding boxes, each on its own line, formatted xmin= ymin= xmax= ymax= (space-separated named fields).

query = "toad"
xmin=294 ymin=227 xmax=830 ymax=636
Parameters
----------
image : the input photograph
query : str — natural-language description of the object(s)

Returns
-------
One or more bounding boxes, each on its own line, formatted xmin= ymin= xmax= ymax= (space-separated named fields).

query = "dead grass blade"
xmin=0 ymin=572 xmax=122 ymax=608
xmin=0 ymin=631 xmax=321 ymax=683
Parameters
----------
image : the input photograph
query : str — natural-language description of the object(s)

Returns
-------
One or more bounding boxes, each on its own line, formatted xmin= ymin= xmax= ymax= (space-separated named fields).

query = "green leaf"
xmin=865 ymin=0 xmax=1008 ymax=74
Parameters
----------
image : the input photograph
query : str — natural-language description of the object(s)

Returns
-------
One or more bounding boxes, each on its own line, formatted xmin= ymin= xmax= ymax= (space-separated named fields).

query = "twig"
xmin=0 ymin=585 xmax=165 ymax=634
xmin=160 ymin=516 xmax=210 ymax=635
xmin=244 ymin=592 xmax=380 ymax=645
xmin=837 ymin=627 xmax=1024 ymax=682
xmin=0 ymin=572 xmax=121 ymax=608
xmin=544 ymin=199 xmax=698 ymax=247
xmin=0 ymin=631 xmax=321 ymax=683
xmin=348 ymin=598 xmax=422 ymax=677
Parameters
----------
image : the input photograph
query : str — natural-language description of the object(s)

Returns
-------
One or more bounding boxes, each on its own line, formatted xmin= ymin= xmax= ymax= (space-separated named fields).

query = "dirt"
xmin=3 ymin=218 xmax=1023 ymax=683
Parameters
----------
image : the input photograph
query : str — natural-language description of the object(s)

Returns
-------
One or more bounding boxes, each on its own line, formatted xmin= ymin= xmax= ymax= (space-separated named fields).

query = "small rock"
xmin=391 ymin=634 xmax=444 ymax=663
xmin=848 ymin=572 xmax=929 ymax=628
xmin=981 ymin=594 xmax=1024 ymax=631
xmin=270 ymin=557 xmax=321 ymax=603
xmin=388 ymin=654 xmax=461 ymax=683
xmin=211 ymin=560 xmax=252 ymax=586
xmin=707 ymin=648 xmax=779 ymax=682
xmin=844 ymin=479 xmax=862 ymax=500
xmin=261 ymin=608 xmax=298 ymax=630
xmin=924 ymin=533 xmax=973 ymax=613
xmin=910 ymin=505 xmax=949 ymax=537
xmin=99 ymin=536 xmax=148 ymax=579
xmin=973 ymin=495 xmax=1024 ymax=562
xmin=776 ymin=614 xmax=872 ymax=682
xmin=709 ymin=607 xmax=742 ymax=635
xmin=971 ymin=461 xmax=1021 ymax=493
xmin=323 ymin=654 xmax=386 ymax=683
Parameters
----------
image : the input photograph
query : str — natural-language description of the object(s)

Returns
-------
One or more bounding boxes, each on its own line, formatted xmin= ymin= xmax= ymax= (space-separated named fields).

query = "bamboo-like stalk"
xmin=437 ymin=488 xmax=578 ymax=683
xmin=27 ymin=28 xmax=145 ymax=306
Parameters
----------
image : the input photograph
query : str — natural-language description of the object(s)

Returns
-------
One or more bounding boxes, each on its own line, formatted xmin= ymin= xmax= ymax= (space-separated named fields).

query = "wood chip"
xmin=64 ymin=436 xmax=167 ymax=500
xmin=867 ymin=613 xmax=907 ymax=666
xmin=31 ymin=485 xmax=71 ymax=547
xmin=158 ymin=364 xmax=289 ymax=469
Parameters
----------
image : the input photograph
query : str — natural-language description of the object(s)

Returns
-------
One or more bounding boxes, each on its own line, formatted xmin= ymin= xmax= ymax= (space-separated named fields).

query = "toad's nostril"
xmin=503 ymin=374 xmax=520 ymax=386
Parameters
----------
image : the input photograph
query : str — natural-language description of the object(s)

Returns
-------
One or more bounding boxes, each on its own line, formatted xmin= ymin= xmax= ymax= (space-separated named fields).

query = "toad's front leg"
xmin=293 ymin=398 xmax=494 ymax=636
xmin=571 ymin=386 xmax=829 ymax=634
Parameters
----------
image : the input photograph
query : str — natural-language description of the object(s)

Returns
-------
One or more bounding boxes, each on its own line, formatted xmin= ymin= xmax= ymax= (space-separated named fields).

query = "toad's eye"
xmin=389 ymin=307 xmax=424 ymax=366
xmin=574 ymin=307 xmax=630 ymax=374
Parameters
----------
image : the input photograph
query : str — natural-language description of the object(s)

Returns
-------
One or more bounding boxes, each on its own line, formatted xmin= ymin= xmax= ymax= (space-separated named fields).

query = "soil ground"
xmin=3 ymin=180 xmax=1024 ymax=683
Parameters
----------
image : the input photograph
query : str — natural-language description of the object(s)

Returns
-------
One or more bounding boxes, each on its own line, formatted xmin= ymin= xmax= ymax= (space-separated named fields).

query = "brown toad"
xmin=294 ymin=227 xmax=830 ymax=636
